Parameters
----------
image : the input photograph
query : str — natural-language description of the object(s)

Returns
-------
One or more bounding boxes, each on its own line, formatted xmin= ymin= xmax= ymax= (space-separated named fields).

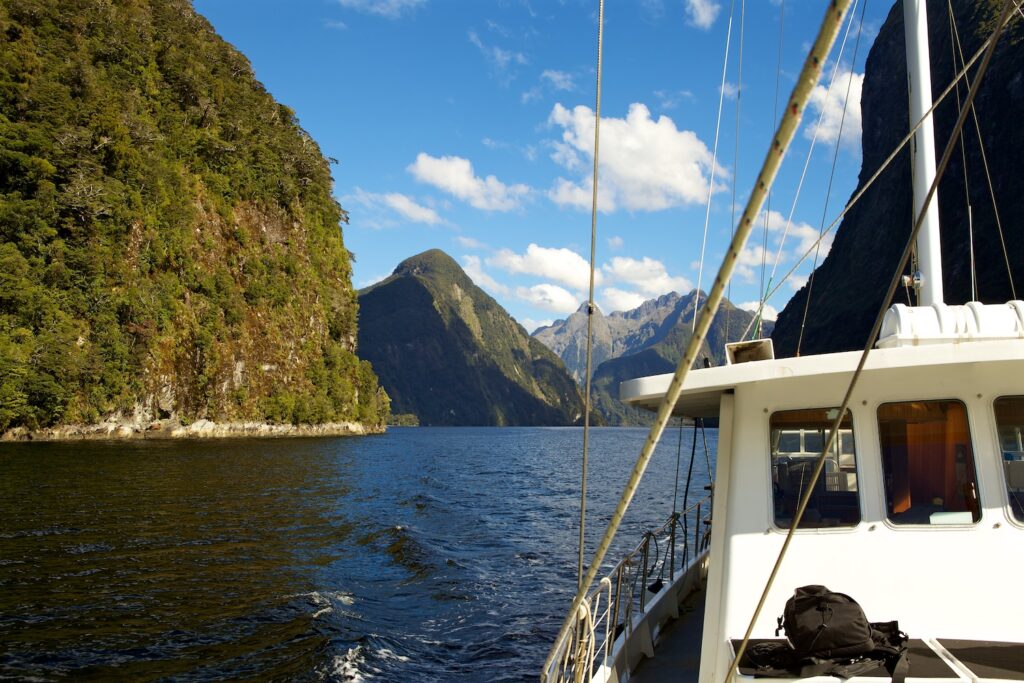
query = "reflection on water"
xmin=0 ymin=427 xmax=715 ymax=681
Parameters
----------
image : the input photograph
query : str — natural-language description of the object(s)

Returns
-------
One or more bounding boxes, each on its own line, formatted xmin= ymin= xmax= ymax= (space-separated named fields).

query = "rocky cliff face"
xmin=357 ymin=250 xmax=587 ymax=426
xmin=533 ymin=291 xmax=769 ymax=425
xmin=0 ymin=0 xmax=388 ymax=434
xmin=772 ymin=0 xmax=1024 ymax=356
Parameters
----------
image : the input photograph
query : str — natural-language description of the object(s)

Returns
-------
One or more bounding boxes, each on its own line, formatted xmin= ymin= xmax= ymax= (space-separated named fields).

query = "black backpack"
xmin=778 ymin=585 xmax=874 ymax=659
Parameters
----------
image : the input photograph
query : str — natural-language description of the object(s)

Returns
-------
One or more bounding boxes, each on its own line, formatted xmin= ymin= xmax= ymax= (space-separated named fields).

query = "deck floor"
xmin=630 ymin=589 xmax=706 ymax=683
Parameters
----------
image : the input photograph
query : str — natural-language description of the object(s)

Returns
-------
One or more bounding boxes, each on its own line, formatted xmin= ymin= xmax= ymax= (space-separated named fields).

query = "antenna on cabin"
xmin=904 ymin=0 xmax=944 ymax=305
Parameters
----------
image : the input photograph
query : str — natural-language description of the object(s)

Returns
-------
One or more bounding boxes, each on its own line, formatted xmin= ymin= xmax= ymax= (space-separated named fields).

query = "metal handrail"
xmin=542 ymin=494 xmax=712 ymax=683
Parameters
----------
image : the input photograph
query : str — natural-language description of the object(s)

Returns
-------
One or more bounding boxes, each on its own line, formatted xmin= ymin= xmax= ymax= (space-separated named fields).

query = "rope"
xmin=571 ymin=599 xmax=596 ymax=683
xmin=540 ymin=1 xmax=854 ymax=677
xmin=577 ymin=0 xmax=605 ymax=591
xmin=762 ymin=12 xmax=1018 ymax=304
xmin=694 ymin=0 xmax=737 ymax=334
xmin=796 ymin=0 xmax=868 ymax=356
xmin=725 ymin=6 xmax=1015 ymax=680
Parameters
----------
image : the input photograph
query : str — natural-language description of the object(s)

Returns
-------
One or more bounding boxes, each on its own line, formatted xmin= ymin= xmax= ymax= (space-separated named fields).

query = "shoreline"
xmin=1 ymin=419 xmax=385 ymax=442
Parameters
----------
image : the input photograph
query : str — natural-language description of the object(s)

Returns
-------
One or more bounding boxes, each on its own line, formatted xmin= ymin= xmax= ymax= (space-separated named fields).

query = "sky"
xmin=193 ymin=0 xmax=893 ymax=333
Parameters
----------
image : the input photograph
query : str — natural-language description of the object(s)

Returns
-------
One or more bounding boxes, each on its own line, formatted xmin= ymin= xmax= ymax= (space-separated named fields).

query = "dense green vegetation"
xmin=358 ymin=250 xmax=589 ymax=426
xmin=0 ymin=0 xmax=388 ymax=431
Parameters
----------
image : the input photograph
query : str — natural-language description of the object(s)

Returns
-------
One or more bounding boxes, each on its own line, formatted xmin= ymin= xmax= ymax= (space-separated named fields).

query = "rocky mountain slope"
xmin=772 ymin=0 xmax=1024 ymax=356
xmin=534 ymin=292 xmax=770 ymax=424
xmin=0 ymin=0 xmax=388 ymax=435
xmin=358 ymin=250 xmax=587 ymax=426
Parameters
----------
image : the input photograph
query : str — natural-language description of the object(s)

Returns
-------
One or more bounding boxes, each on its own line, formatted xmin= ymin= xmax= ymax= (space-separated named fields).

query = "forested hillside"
xmin=0 ymin=0 xmax=388 ymax=433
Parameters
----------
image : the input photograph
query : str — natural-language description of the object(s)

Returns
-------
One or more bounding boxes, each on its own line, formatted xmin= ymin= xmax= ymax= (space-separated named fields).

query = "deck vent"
xmin=725 ymin=338 xmax=775 ymax=365
xmin=876 ymin=300 xmax=1024 ymax=348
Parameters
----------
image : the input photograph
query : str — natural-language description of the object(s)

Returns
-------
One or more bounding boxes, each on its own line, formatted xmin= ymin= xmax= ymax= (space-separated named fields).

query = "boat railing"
xmin=542 ymin=493 xmax=712 ymax=683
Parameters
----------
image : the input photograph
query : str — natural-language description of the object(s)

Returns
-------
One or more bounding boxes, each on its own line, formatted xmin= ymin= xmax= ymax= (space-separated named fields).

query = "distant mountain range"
xmin=357 ymin=250 xmax=587 ymax=426
xmin=533 ymin=291 xmax=772 ymax=425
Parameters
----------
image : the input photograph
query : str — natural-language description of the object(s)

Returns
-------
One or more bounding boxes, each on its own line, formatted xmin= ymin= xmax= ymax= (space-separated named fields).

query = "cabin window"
xmin=995 ymin=396 xmax=1024 ymax=522
xmin=770 ymin=408 xmax=860 ymax=528
xmin=877 ymin=400 xmax=979 ymax=525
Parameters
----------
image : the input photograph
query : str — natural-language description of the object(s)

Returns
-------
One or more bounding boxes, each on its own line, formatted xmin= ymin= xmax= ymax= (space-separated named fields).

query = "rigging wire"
xmin=757 ymin=0 xmax=786 ymax=340
xmin=796 ymin=0 xmax=868 ymax=356
xmin=761 ymin=16 xmax=1015 ymax=304
xmin=725 ymin=0 xmax=746 ymax=346
xmin=947 ymin=2 xmax=977 ymax=300
xmin=947 ymin=0 xmax=1017 ymax=299
xmin=724 ymin=5 xmax=1016 ymax=680
xmin=540 ymin=3 xmax=856 ymax=677
xmin=577 ymin=0 xmax=605 ymax=592
xmin=693 ymin=0 xmax=737 ymax=334
xmin=746 ymin=0 xmax=863 ymax=341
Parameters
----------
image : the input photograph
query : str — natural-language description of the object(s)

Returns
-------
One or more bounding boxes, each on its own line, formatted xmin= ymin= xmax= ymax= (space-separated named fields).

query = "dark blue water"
xmin=0 ymin=427 xmax=716 ymax=681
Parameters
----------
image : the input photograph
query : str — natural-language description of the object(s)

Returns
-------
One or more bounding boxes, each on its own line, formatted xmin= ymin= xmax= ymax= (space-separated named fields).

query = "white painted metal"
xmin=620 ymin=337 xmax=1024 ymax=683
xmin=876 ymin=300 xmax=1024 ymax=348
xmin=904 ymin=0 xmax=944 ymax=305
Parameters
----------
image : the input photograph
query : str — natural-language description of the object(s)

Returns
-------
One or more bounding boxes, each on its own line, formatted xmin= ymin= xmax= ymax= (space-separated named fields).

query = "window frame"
xmin=767 ymin=406 xmax=862 ymax=531
xmin=875 ymin=397 xmax=981 ymax=528
xmin=993 ymin=395 xmax=1024 ymax=527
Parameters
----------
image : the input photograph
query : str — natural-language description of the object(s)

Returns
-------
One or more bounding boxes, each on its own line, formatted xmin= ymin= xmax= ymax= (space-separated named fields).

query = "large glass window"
xmin=995 ymin=396 xmax=1024 ymax=522
xmin=877 ymin=400 xmax=979 ymax=525
xmin=770 ymin=408 xmax=859 ymax=528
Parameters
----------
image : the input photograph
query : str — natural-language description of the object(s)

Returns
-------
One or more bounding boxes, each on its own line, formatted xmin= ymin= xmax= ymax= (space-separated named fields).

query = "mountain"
xmin=533 ymin=292 xmax=771 ymax=425
xmin=0 ymin=0 xmax=388 ymax=435
xmin=771 ymin=0 xmax=1024 ymax=356
xmin=357 ymin=250 xmax=587 ymax=426
xmin=532 ymin=292 xmax=688 ymax=383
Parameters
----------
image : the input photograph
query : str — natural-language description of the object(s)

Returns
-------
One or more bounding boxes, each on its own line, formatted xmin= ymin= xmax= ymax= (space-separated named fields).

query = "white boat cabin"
xmin=619 ymin=301 xmax=1024 ymax=682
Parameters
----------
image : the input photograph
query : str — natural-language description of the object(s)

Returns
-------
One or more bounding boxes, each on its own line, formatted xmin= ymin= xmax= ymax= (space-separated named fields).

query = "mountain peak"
xmin=393 ymin=249 xmax=461 ymax=278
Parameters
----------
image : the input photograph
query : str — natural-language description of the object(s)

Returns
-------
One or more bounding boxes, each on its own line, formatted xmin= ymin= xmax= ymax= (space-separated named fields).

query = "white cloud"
xmin=408 ymin=153 xmax=530 ymax=211
xmin=463 ymin=255 xmax=509 ymax=295
xmin=805 ymin=68 xmax=863 ymax=150
xmin=685 ymin=0 xmax=721 ymax=29
xmin=488 ymin=243 xmax=599 ymax=291
xmin=738 ymin=301 xmax=779 ymax=321
xmin=521 ymin=87 xmax=543 ymax=104
xmin=602 ymin=256 xmax=691 ymax=296
xmin=607 ymin=235 xmax=624 ymax=250
xmin=602 ymin=287 xmax=647 ymax=312
xmin=468 ymin=30 xmax=527 ymax=78
xmin=547 ymin=102 xmax=721 ymax=212
xmin=337 ymin=0 xmax=425 ymax=19
xmin=541 ymin=69 xmax=575 ymax=91
xmin=720 ymin=82 xmax=739 ymax=100
xmin=654 ymin=89 xmax=694 ymax=111
xmin=515 ymin=283 xmax=579 ymax=313
xmin=345 ymin=188 xmax=443 ymax=227
xmin=455 ymin=236 xmax=487 ymax=250
xmin=789 ymin=274 xmax=809 ymax=291
xmin=519 ymin=317 xmax=554 ymax=333
xmin=324 ymin=20 xmax=348 ymax=30
xmin=359 ymin=272 xmax=390 ymax=288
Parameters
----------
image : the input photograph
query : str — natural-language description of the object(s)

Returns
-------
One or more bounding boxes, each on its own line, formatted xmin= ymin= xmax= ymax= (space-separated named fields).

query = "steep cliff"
xmin=0 ymin=0 xmax=388 ymax=434
xmin=358 ymin=250 xmax=587 ymax=426
xmin=772 ymin=0 xmax=1024 ymax=356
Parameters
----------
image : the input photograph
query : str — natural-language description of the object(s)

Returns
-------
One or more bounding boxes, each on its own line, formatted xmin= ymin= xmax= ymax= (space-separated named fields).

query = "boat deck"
xmin=630 ymin=589 xmax=706 ymax=683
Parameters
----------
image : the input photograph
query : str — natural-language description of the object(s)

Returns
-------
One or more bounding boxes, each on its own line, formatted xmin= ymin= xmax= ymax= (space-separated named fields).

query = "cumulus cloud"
xmin=408 ymin=153 xmax=530 ymax=211
xmin=455 ymin=236 xmax=487 ymax=250
xmin=602 ymin=256 xmax=691 ymax=296
xmin=345 ymin=188 xmax=443 ymax=227
xmin=685 ymin=0 xmax=721 ymax=29
xmin=337 ymin=0 xmax=425 ymax=19
xmin=738 ymin=301 xmax=779 ymax=321
xmin=805 ymin=68 xmax=863 ymax=150
xmin=541 ymin=69 xmax=575 ymax=91
xmin=518 ymin=317 xmax=555 ymax=333
xmin=488 ymin=243 xmax=599 ymax=291
xmin=607 ymin=235 xmax=624 ymax=250
xmin=735 ymin=210 xmax=831 ymax=286
xmin=462 ymin=255 xmax=509 ymax=295
xmin=547 ymin=102 xmax=721 ymax=212
xmin=515 ymin=283 xmax=579 ymax=313
xmin=602 ymin=287 xmax=647 ymax=312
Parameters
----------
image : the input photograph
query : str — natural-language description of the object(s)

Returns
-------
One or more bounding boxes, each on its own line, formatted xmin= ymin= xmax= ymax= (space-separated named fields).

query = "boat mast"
xmin=903 ymin=0 xmax=944 ymax=305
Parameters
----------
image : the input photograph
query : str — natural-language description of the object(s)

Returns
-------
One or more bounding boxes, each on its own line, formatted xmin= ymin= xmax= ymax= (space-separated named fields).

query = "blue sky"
xmin=193 ymin=0 xmax=892 ymax=332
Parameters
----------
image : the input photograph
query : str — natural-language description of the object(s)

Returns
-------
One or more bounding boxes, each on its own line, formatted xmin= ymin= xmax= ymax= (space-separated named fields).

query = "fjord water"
xmin=0 ymin=427 xmax=715 ymax=681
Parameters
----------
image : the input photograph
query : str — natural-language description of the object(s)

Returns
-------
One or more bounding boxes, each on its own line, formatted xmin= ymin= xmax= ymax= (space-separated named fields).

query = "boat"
xmin=541 ymin=1 xmax=1024 ymax=681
